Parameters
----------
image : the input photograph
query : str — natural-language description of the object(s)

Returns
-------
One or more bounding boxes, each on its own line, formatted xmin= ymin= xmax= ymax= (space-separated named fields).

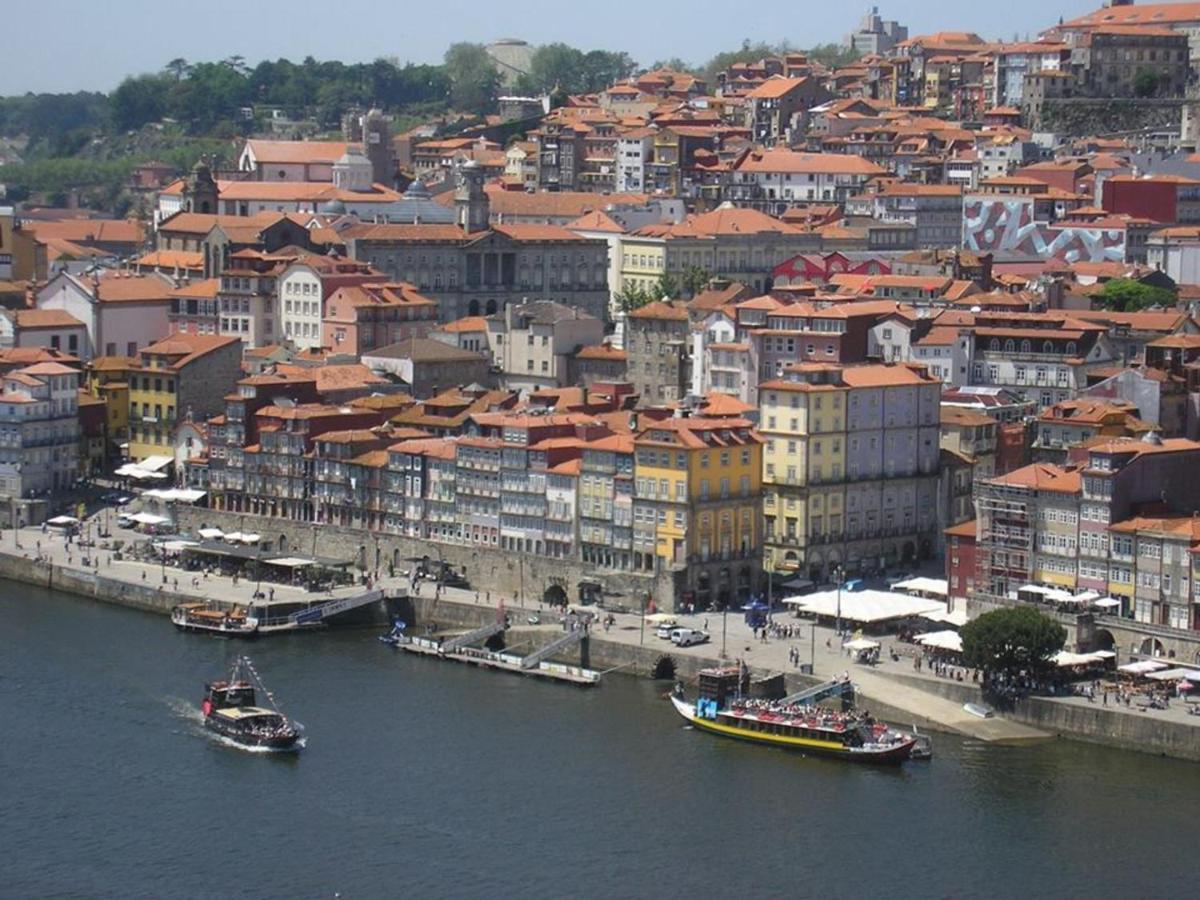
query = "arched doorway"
xmin=652 ymin=655 xmax=677 ymax=680
xmin=485 ymin=299 xmax=498 ymax=314
xmin=543 ymin=584 xmax=568 ymax=607
xmin=1138 ymin=637 xmax=1165 ymax=658
xmin=1092 ymin=629 xmax=1115 ymax=652
xmin=468 ymin=299 xmax=480 ymax=316
xmin=278 ymin=534 xmax=288 ymax=553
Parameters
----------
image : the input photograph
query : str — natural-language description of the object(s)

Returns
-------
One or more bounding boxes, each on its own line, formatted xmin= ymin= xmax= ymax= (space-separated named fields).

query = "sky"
xmin=9 ymin=0 xmax=1105 ymax=94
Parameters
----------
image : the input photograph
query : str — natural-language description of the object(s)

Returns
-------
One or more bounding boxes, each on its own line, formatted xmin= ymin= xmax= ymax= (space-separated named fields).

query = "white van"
xmin=670 ymin=628 xmax=710 ymax=647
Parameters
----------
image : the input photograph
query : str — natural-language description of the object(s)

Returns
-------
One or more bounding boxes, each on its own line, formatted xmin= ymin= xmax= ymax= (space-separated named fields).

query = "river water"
xmin=1 ymin=580 xmax=1194 ymax=899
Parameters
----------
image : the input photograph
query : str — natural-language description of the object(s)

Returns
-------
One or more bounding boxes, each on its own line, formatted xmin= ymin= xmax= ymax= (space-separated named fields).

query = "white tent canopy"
xmin=46 ymin=515 xmax=79 ymax=527
xmin=266 ymin=556 xmax=317 ymax=568
xmin=921 ymin=608 xmax=969 ymax=628
xmin=915 ymin=630 xmax=964 ymax=653
xmin=784 ymin=589 xmax=945 ymax=624
xmin=198 ymin=528 xmax=225 ymax=539
xmin=114 ymin=464 xmax=168 ymax=481
xmin=128 ymin=512 xmax=170 ymax=525
xmin=891 ymin=577 xmax=949 ymax=597
xmin=159 ymin=539 xmax=199 ymax=552
xmin=1145 ymin=667 xmax=1200 ymax=682
xmin=223 ymin=532 xmax=261 ymax=544
xmin=843 ymin=638 xmax=880 ymax=651
xmin=1051 ymin=650 xmax=1113 ymax=668
xmin=1092 ymin=597 xmax=1121 ymax=609
xmin=1119 ymin=660 xmax=1169 ymax=675
xmin=143 ymin=488 xmax=207 ymax=504
xmin=644 ymin=613 xmax=677 ymax=625
xmin=138 ymin=455 xmax=174 ymax=472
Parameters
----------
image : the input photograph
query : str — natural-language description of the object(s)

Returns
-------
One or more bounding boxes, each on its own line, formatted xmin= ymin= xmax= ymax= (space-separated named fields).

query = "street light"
xmin=834 ymin=564 xmax=845 ymax=639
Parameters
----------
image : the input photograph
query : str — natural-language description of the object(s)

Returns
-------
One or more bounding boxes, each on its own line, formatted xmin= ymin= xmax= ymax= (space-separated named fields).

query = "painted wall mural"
xmin=962 ymin=198 xmax=1125 ymax=263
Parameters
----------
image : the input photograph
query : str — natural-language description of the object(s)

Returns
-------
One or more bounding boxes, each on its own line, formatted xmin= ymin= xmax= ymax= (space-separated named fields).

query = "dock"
xmin=394 ymin=630 xmax=600 ymax=686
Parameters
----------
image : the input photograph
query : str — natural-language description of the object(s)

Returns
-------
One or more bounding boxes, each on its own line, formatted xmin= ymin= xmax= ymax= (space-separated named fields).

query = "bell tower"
xmin=455 ymin=161 xmax=490 ymax=234
xmin=183 ymin=158 xmax=219 ymax=215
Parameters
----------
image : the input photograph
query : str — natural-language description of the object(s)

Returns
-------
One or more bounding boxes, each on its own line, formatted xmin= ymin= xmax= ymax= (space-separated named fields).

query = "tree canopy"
xmin=1093 ymin=278 xmax=1177 ymax=312
xmin=700 ymin=39 xmax=861 ymax=80
xmin=513 ymin=44 xmax=637 ymax=95
xmin=960 ymin=606 xmax=1066 ymax=680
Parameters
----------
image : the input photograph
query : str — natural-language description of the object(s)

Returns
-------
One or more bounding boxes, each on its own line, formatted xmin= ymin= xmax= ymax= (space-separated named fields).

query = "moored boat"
xmin=670 ymin=667 xmax=919 ymax=764
xmin=202 ymin=657 xmax=301 ymax=751
xmin=172 ymin=602 xmax=258 ymax=637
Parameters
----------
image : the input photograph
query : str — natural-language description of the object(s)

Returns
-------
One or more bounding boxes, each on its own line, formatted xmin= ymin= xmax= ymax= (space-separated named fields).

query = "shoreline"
xmin=6 ymin=536 xmax=1200 ymax=761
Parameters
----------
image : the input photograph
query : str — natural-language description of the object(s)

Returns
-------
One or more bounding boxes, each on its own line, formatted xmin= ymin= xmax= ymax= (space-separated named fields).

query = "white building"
xmin=36 ymin=272 xmax=173 ymax=359
xmin=616 ymin=129 xmax=654 ymax=193
xmin=0 ymin=362 xmax=79 ymax=498
xmin=276 ymin=257 xmax=385 ymax=350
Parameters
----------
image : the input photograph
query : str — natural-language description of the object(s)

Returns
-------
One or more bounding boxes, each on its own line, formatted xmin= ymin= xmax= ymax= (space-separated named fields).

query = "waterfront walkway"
xmin=18 ymin=516 xmax=1200 ymax=745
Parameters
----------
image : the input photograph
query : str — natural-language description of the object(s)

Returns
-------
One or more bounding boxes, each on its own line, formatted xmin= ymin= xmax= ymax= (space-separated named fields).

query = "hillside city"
xmin=8 ymin=1 xmax=1200 ymax=670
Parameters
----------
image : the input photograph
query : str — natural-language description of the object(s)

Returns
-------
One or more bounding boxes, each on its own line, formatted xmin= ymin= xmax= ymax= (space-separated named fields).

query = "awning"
xmin=783 ymin=589 xmax=945 ymax=624
xmin=1145 ymin=667 xmax=1200 ymax=682
xmin=914 ymin=630 xmax=964 ymax=653
xmin=114 ymin=464 xmax=168 ymax=481
xmin=46 ymin=515 xmax=79 ymax=526
xmin=1051 ymin=650 xmax=1111 ymax=668
xmin=159 ymin=539 xmax=199 ymax=552
xmin=128 ymin=512 xmax=170 ymax=525
xmin=197 ymin=528 xmax=225 ymax=539
xmin=265 ymin=556 xmax=317 ymax=568
xmin=921 ymin=608 xmax=969 ymax=628
xmin=1119 ymin=660 xmax=1169 ymax=675
xmin=644 ymin=614 xmax=677 ymax=625
xmin=843 ymin=638 xmax=880 ymax=651
xmin=891 ymin=576 xmax=949 ymax=597
xmin=223 ymin=532 xmax=261 ymax=544
xmin=1092 ymin=597 xmax=1121 ymax=609
xmin=143 ymin=488 xmax=207 ymax=504
xmin=138 ymin=455 xmax=174 ymax=472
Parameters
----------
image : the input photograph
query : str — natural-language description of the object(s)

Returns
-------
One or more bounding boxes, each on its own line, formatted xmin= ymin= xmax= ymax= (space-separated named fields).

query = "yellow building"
xmin=634 ymin=414 xmax=762 ymax=609
xmin=760 ymin=362 xmax=943 ymax=581
xmin=86 ymin=356 xmax=136 ymax=456
xmin=126 ymin=334 xmax=242 ymax=462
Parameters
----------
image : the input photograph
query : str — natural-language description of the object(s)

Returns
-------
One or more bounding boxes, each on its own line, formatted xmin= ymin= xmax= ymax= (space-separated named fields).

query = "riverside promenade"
xmin=13 ymin=515 xmax=1200 ymax=757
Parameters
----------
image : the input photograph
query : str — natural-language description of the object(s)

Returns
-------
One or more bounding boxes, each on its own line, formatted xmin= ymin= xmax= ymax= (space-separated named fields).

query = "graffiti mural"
xmin=962 ymin=198 xmax=1125 ymax=263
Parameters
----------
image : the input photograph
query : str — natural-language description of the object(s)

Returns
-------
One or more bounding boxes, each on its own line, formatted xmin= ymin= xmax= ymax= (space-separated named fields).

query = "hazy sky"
xmin=10 ymin=0 xmax=1102 ymax=94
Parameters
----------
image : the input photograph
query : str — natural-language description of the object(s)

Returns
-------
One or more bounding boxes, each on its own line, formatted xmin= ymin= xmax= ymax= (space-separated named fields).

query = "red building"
xmin=1101 ymin=174 xmax=1200 ymax=225
xmin=944 ymin=519 xmax=978 ymax=603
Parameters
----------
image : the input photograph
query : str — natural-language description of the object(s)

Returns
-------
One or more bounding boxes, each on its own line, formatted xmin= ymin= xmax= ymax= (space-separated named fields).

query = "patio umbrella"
xmin=1179 ymin=679 xmax=1194 ymax=692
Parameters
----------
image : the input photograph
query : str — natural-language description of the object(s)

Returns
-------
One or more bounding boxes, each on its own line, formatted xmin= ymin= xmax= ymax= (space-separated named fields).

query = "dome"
xmin=320 ymin=198 xmax=347 ymax=215
xmin=403 ymin=180 xmax=432 ymax=199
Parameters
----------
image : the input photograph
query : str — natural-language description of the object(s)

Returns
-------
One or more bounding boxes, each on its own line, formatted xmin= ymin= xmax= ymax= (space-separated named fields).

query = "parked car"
xmin=116 ymin=513 xmax=135 ymax=529
xmin=670 ymin=628 xmax=710 ymax=647
xmin=655 ymin=621 xmax=678 ymax=640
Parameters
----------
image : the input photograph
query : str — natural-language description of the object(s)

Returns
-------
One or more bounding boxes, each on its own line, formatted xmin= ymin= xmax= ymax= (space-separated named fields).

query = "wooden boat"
xmin=670 ymin=668 xmax=919 ymax=764
xmin=202 ymin=657 xmax=301 ymax=751
xmin=172 ymin=601 xmax=258 ymax=636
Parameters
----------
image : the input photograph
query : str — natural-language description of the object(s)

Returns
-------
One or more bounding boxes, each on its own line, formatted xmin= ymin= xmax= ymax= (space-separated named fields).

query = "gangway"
xmin=519 ymin=629 xmax=586 ymax=669
xmin=285 ymin=589 xmax=385 ymax=628
xmin=779 ymin=678 xmax=855 ymax=707
xmin=440 ymin=621 xmax=506 ymax=653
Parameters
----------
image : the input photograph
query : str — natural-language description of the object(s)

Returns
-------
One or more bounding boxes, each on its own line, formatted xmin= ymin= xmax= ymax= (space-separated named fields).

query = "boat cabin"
xmin=205 ymin=681 xmax=257 ymax=709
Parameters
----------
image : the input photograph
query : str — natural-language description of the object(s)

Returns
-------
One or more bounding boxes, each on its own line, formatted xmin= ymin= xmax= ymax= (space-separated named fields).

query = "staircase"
xmin=520 ymin=629 xmax=586 ymax=669
xmin=440 ymin=621 xmax=506 ymax=653
xmin=289 ymin=589 xmax=384 ymax=626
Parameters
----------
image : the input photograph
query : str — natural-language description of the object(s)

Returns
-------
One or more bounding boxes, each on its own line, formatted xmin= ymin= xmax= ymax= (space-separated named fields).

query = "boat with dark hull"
xmin=670 ymin=667 xmax=920 ymax=765
xmin=202 ymin=657 xmax=301 ymax=751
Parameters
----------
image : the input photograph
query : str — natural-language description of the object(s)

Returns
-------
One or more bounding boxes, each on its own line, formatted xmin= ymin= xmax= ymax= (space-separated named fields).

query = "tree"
xmin=615 ymin=282 xmax=651 ymax=313
xmin=681 ymin=266 xmax=712 ymax=297
xmin=443 ymin=43 xmax=499 ymax=113
xmin=164 ymin=58 xmax=192 ymax=82
xmin=652 ymin=272 xmax=680 ymax=301
xmin=1093 ymin=278 xmax=1176 ymax=312
xmin=110 ymin=74 xmax=170 ymax=131
xmin=960 ymin=606 xmax=1066 ymax=682
xmin=1134 ymin=69 xmax=1162 ymax=98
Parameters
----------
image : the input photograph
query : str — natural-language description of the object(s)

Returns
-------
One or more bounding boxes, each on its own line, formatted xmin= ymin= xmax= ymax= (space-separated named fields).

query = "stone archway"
xmin=1092 ymin=629 xmax=1115 ymax=652
xmin=278 ymin=533 xmax=288 ymax=554
xmin=543 ymin=584 xmax=568 ymax=607
xmin=1138 ymin=637 xmax=1165 ymax=657
xmin=652 ymin=655 xmax=677 ymax=680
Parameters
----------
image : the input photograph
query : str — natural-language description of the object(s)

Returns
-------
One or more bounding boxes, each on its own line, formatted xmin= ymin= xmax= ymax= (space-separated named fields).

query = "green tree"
xmin=164 ymin=58 xmax=192 ymax=81
xmin=110 ymin=74 xmax=170 ymax=131
xmin=1094 ymin=278 xmax=1176 ymax=312
xmin=681 ymin=266 xmax=712 ymax=297
xmin=443 ymin=43 xmax=499 ymax=112
xmin=1134 ymin=69 xmax=1162 ymax=98
xmin=615 ymin=283 xmax=651 ymax=313
xmin=652 ymin=272 xmax=680 ymax=301
xmin=960 ymin=606 xmax=1066 ymax=682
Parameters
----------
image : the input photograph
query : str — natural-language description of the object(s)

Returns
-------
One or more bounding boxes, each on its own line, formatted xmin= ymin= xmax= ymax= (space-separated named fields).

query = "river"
xmin=0 ymin=580 xmax=1193 ymax=899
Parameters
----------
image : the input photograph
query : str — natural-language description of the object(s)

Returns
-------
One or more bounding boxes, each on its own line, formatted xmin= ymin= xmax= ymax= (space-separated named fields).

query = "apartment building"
xmin=0 ymin=362 xmax=80 ymax=498
xmin=625 ymin=300 xmax=691 ymax=404
xmin=277 ymin=256 xmax=386 ymax=350
xmin=126 ymin=334 xmax=243 ymax=462
xmin=485 ymin=300 xmax=605 ymax=390
xmin=322 ymin=282 xmax=438 ymax=356
xmin=633 ymin=415 xmax=763 ymax=609
xmin=726 ymin=149 xmax=886 ymax=212
xmin=759 ymin=362 xmax=942 ymax=582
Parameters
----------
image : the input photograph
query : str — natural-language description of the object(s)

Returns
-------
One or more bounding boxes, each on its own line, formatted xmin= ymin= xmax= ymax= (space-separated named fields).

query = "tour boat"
xmin=172 ymin=601 xmax=258 ymax=636
xmin=201 ymin=657 xmax=301 ymax=751
xmin=670 ymin=668 xmax=919 ymax=764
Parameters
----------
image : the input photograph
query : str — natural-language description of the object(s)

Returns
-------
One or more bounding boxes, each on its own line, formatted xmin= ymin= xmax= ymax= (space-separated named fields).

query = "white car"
xmin=655 ymin=622 xmax=678 ymax=640
xmin=670 ymin=628 xmax=710 ymax=647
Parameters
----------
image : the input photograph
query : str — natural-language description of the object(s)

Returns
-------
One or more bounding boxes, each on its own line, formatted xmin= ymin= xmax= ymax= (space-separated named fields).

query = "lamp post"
xmin=834 ymin=564 xmax=844 ymax=639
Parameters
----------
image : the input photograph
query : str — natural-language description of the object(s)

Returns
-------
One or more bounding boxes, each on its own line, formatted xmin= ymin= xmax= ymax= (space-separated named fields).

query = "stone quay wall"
xmin=176 ymin=507 xmax=683 ymax=611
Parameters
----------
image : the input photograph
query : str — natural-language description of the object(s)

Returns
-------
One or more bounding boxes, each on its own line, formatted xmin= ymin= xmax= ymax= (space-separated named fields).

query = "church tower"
xmin=455 ymin=160 xmax=490 ymax=234
xmin=362 ymin=108 xmax=394 ymax=187
xmin=183 ymin=158 xmax=218 ymax=215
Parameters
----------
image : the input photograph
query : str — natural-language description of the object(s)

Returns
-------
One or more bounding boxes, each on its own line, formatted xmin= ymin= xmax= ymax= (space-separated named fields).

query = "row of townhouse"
xmin=966 ymin=437 xmax=1200 ymax=635
xmin=188 ymin=375 xmax=765 ymax=609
